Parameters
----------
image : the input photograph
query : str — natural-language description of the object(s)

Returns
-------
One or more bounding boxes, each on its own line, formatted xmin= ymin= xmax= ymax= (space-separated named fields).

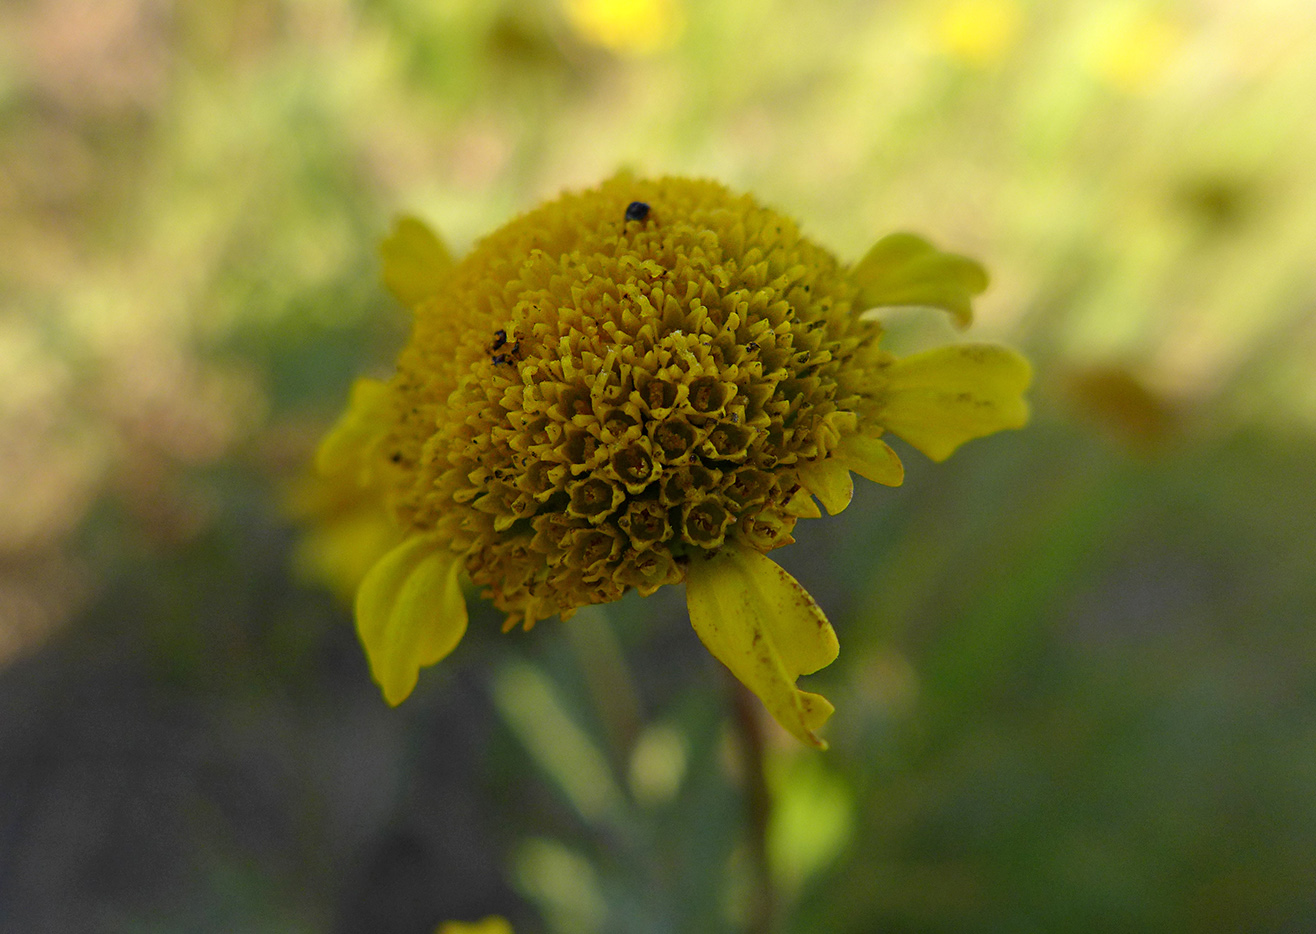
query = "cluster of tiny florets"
xmin=381 ymin=176 xmax=889 ymax=629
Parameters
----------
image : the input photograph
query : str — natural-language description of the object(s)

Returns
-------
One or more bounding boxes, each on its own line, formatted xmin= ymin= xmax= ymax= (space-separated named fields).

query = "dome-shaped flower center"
xmin=378 ymin=176 xmax=886 ymax=629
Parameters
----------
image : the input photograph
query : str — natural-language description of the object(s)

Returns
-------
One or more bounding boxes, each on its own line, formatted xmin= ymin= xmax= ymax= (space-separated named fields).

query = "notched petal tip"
xmin=381 ymin=215 xmax=454 ymax=307
xmin=880 ymin=344 xmax=1032 ymax=462
xmin=685 ymin=545 xmax=840 ymax=748
xmin=836 ymin=432 xmax=904 ymax=487
xmin=356 ymin=535 xmax=469 ymax=705
xmin=796 ymin=690 xmax=835 ymax=750
xmin=784 ymin=486 xmax=823 ymax=519
xmin=851 ymin=232 xmax=988 ymax=327
xmin=797 ymin=458 xmax=854 ymax=516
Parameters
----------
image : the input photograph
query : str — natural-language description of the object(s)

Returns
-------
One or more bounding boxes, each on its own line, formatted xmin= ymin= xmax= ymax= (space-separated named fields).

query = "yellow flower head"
xmin=316 ymin=175 xmax=1030 ymax=747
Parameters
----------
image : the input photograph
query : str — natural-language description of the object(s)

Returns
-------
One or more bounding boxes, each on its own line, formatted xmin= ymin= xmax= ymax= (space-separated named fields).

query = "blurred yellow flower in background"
xmin=1089 ymin=7 xmax=1185 ymax=93
xmin=437 ymin=917 xmax=513 ymax=934
xmin=562 ymin=0 xmax=686 ymax=56
xmin=934 ymin=0 xmax=1022 ymax=66
xmin=309 ymin=174 xmax=1029 ymax=747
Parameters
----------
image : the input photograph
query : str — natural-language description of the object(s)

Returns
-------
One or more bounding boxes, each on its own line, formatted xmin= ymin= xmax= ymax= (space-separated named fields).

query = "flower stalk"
xmin=730 ymin=671 xmax=778 ymax=934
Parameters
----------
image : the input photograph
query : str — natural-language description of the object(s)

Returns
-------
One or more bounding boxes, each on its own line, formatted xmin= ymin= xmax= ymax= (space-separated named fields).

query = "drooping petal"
xmin=797 ymin=458 xmax=854 ymax=515
xmin=835 ymin=432 xmax=904 ymax=487
xmin=851 ymin=232 xmax=988 ymax=327
xmin=381 ymin=215 xmax=454 ymax=307
xmin=685 ymin=545 xmax=839 ymax=748
xmin=290 ymin=492 xmax=402 ymax=601
xmin=356 ymin=535 xmax=469 ymax=705
xmin=296 ymin=378 xmax=402 ymax=599
xmin=879 ymin=344 xmax=1032 ymax=462
xmin=315 ymin=377 xmax=393 ymax=481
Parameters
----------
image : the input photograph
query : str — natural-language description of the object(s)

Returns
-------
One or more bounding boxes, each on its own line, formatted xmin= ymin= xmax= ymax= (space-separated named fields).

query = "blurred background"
xmin=2 ymin=0 xmax=1315 ymax=931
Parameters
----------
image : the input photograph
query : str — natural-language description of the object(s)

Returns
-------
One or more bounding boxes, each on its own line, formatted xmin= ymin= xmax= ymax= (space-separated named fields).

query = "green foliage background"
xmin=2 ymin=1 xmax=1314 ymax=931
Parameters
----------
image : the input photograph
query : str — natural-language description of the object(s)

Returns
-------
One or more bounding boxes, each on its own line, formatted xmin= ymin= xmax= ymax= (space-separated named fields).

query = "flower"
xmin=314 ymin=174 xmax=1030 ymax=747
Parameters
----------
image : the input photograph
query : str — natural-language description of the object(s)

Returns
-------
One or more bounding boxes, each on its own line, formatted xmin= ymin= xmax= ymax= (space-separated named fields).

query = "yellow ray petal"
xmin=290 ymin=496 xmax=402 ymax=601
xmin=851 ymin=233 xmax=988 ymax=327
xmin=880 ymin=344 xmax=1032 ymax=462
xmin=797 ymin=458 xmax=854 ymax=515
xmin=685 ymin=545 xmax=839 ymax=748
xmin=381 ymin=215 xmax=454 ymax=307
xmin=356 ymin=535 xmax=469 ymax=705
xmin=836 ymin=432 xmax=904 ymax=487
xmin=316 ymin=378 xmax=393 ymax=480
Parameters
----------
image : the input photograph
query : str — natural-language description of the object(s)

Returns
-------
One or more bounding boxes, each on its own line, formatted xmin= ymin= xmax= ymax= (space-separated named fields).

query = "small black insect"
xmin=491 ymin=354 xmax=509 ymax=366
xmin=491 ymin=328 xmax=507 ymax=350
xmin=624 ymin=201 xmax=650 ymax=222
